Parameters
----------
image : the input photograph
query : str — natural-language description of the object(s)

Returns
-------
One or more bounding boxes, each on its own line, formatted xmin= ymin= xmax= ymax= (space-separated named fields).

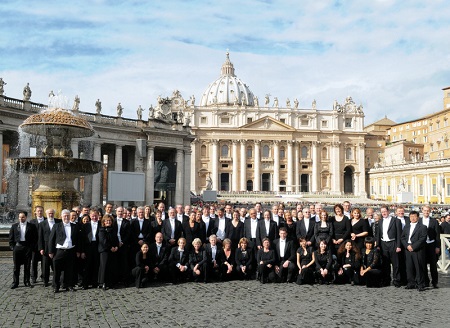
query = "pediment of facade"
xmin=240 ymin=116 xmax=295 ymax=131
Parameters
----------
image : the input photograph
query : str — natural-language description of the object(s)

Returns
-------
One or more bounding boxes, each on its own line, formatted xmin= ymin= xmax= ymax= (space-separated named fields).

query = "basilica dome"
xmin=200 ymin=52 xmax=255 ymax=107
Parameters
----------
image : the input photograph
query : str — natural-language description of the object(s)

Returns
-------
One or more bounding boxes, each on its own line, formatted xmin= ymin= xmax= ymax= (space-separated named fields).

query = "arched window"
xmin=280 ymin=146 xmax=286 ymax=159
xmin=346 ymin=147 xmax=353 ymax=160
xmin=247 ymin=146 xmax=253 ymax=158
xmin=262 ymin=145 xmax=270 ymax=157
xmin=201 ymin=145 xmax=207 ymax=157
xmin=321 ymin=147 xmax=328 ymax=159
xmin=221 ymin=144 xmax=229 ymax=157
xmin=301 ymin=146 xmax=308 ymax=158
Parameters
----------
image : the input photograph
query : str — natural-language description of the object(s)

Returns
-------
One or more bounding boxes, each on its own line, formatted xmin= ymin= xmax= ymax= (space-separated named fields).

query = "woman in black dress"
xmin=350 ymin=208 xmax=369 ymax=251
xmin=218 ymin=238 xmax=235 ymax=281
xmin=314 ymin=210 xmax=334 ymax=248
xmin=235 ymin=237 xmax=254 ymax=280
xmin=282 ymin=212 xmax=297 ymax=247
xmin=296 ymin=237 xmax=315 ymax=285
xmin=335 ymin=240 xmax=360 ymax=285
xmin=314 ymin=239 xmax=333 ymax=284
xmin=189 ymin=238 xmax=207 ymax=282
xmin=331 ymin=204 xmax=351 ymax=254
xmin=359 ymin=237 xmax=382 ymax=287
xmin=182 ymin=213 xmax=201 ymax=253
xmin=98 ymin=215 xmax=119 ymax=290
xmin=194 ymin=211 xmax=206 ymax=244
xmin=225 ymin=210 xmax=244 ymax=249
xmin=150 ymin=210 xmax=164 ymax=242
xmin=132 ymin=243 xmax=151 ymax=288
xmin=256 ymin=238 xmax=276 ymax=284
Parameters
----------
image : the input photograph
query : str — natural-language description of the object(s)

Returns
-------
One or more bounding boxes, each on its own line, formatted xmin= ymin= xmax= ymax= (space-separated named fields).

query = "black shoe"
xmin=102 ymin=284 xmax=108 ymax=290
xmin=10 ymin=284 xmax=18 ymax=289
xmin=68 ymin=287 xmax=76 ymax=292
xmin=97 ymin=285 xmax=102 ymax=289
xmin=44 ymin=282 xmax=49 ymax=287
xmin=393 ymin=283 xmax=401 ymax=288
xmin=418 ymin=287 xmax=426 ymax=292
xmin=24 ymin=282 xmax=33 ymax=288
xmin=54 ymin=287 xmax=60 ymax=293
xmin=432 ymin=284 xmax=438 ymax=289
xmin=404 ymin=285 xmax=415 ymax=289
xmin=32 ymin=279 xmax=37 ymax=284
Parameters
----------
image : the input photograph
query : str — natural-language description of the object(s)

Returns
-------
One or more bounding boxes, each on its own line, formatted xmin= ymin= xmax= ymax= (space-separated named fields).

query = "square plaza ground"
xmin=0 ymin=257 xmax=448 ymax=328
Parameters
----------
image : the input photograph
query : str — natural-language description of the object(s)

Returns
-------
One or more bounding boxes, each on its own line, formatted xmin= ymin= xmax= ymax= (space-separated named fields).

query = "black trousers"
xmin=405 ymin=247 xmax=425 ymax=288
xmin=116 ymin=245 xmax=129 ymax=284
xmin=380 ymin=240 xmax=400 ymax=285
xmin=277 ymin=260 xmax=296 ymax=282
xmin=83 ymin=241 xmax=100 ymax=287
xmin=42 ymin=253 xmax=54 ymax=284
xmin=131 ymin=266 xmax=150 ymax=287
xmin=423 ymin=242 xmax=439 ymax=285
xmin=53 ymin=248 xmax=76 ymax=288
xmin=31 ymin=249 xmax=43 ymax=281
xmin=13 ymin=244 xmax=32 ymax=285
xmin=98 ymin=251 xmax=117 ymax=285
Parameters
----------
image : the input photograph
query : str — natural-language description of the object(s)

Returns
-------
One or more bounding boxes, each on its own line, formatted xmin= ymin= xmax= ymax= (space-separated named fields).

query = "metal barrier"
xmin=438 ymin=234 xmax=450 ymax=273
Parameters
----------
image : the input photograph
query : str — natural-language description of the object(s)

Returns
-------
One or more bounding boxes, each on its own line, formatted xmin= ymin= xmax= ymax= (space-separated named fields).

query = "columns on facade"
xmin=145 ymin=145 xmax=155 ymax=205
xmin=273 ymin=140 xmax=280 ymax=192
xmin=91 ymin=142 xmax=102 ymax=207
xmin=211 ymin=140 xmax=219 ymax=191
xmin=71 ymin=140 xmax=79 ymax=192
xmin=175 ymin=148 xmax=184 ymax=205
xmin=232 ymin=140 xmax=239 ymax=191
xmin=240 ymin=140 xmax=246 ymax=191
xmin=113 ymin=145 xmax=123 ymax=205
xmin=190 ymin=139 xmax=198 ymax=194
xmin=0 ymin=131 xmax=4 ymax=195
xmin=311 ymin=141 xmax=319 ymax=193
xmin=331 ymin=141 xmax=341 ymax=194
xmin=294 ymin=141 xmax=300 ymax=192
xmin=287 ymin=140 xmax=294 ymax=192
xmin=254 ymin=140 xmax=261 ymax=191
xmin=184 ymin=147 xmax=191 ymax=205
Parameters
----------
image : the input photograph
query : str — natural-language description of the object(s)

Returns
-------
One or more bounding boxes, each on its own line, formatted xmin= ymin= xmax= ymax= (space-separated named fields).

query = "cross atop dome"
xmin=221 ymin=51 xmax=235 ymax=77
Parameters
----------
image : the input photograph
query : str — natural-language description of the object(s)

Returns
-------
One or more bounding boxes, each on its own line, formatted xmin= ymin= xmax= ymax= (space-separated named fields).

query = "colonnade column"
xmin=91 ymin=142 xmax=102 ymax=207
xmin=311 ymin=141 xmax=319 ymax=193
xmin=17 ymin=134 xmax=30 ymax=209
xmin=71 ymin=140 xmax=79 ymax=192
xmin=184 ymin=147 xmax=191 ymax=205
xmin=254 ymin=140 xmax=261 ymax=191
xmin=113 ymin=145 xmax=123 ymax=206
xmin=273 ymin=141 xmax=280 ymax=192
xmin=211 ymin=140 xmax=219 ymax=191
xmin=232 ymin=140 xmax=239 ymax=191
xmin=294 ymin=141 xmax=300 ymax=192
xmin=175 ymin=148 xmax=184 ymax=205
xmin=357 ymin=142 xmax=366 ymax=196
xmin=240 ymin=140 xmax=246 ymax=191
xmin=190 ymin=139 xmax=198 ymax=193
xmin=145 ymin=146 xmax=155 ymax=205
xmin=287 ymin=140 xmax=293 ymax=192
xmin=331 ymin=141 xmax=341 ymax=194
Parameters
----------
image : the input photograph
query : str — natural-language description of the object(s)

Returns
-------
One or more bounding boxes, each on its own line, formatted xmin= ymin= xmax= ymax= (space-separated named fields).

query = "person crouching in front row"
xmin=169 ymin=238 xmax=190 ymax=283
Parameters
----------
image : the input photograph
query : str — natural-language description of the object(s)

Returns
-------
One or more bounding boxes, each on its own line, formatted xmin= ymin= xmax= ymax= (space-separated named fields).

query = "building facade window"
xmin=345 ymin=147 xmax=353 ymax=160
xmin=280 ymin=146 xmax=285 ymax=158
xmin=262 ymin=145 xmax=270 ymax=157
xmin=201 ymin=145 xmax=207 ymax=157
xmin=345 ymin=118 xmax=352 ymax=128
xmin=301 ymin=146 xmax=308 ymax=158
xmin=221 ymin=144 xmax=229 ymax=157
xmin=221 ymin=117 xmax=230 ymax=124
xmin=247 ymin=146 xmax=252 ymax=158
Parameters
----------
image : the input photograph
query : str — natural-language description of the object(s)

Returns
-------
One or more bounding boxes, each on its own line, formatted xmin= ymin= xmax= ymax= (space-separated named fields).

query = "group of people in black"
xmin=9 ymin=201 xmax=443 ymax=292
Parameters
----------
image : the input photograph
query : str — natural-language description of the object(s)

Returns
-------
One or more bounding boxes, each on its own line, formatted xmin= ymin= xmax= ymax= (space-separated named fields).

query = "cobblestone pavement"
xmin=0 ymin=257 xmax=448 ymax=328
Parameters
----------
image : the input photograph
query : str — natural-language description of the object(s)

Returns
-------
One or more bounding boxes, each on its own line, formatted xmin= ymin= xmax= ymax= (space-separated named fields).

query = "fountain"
xmin=9 ymin=95 xmax=102 ymax=215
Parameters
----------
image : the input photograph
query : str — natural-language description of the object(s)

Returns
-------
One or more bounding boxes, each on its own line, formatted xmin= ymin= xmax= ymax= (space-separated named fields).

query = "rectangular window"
xmin=388 ymin=185 xmax=391 ymax=195
xmin=201 ymin=117 xmax=207 ymax=124
xmin=221 ymin=117 xmax=230 ymax=124
xmin=280 ymin=164 xmax=286 ymax=169
xmin=321 ymin=120 xmax=328 ymax=128
xmin=302 ymin=165 xmax=308 ymax=169
xmin=447 ymin=183 xmax=450 ymax=196
xmin=221 ymin=164 xmax=228 ymax=168
xmin=432 ymin=184 xmax=437 ymax=195
xmin=301 ymin=119 xmax=309 ymax=126
xmin=247 ymin=164 xmax=253 ymax=168
xmin=280 ymin=118 xmax=286 ymax=124
xmin=247 ymin=117 xmax=253 ymax=124
xmin=345 ymin=118 xmax=352 ymax=128
xmin=419 ymin=184 xmax=424 ymax=195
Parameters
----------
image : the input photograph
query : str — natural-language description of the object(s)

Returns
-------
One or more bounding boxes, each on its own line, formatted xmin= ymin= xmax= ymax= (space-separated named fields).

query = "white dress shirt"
xmin=19 ymin=222 xmax=27 ymax=241
xmin=408 ymin=222 xmax=417 ymax=244
xmin=217 ymin=217 xmax=226 ymax=240
xmin=279 ymin=239 xmax=286 ymax=258
xmin=57 ymin=223 xmax=74 ymax=249
xmin=91 ymin=221 xmax=98 ymax=241
xmin=421 ymin=217 xmax=434 ymax=243
xmin=250 ymin=219 xmax=258 ymax=238
xmin=382 ymin=217 xmax=392 ymax=242
xmin=138 ymin=219 xmax=144 ymax=239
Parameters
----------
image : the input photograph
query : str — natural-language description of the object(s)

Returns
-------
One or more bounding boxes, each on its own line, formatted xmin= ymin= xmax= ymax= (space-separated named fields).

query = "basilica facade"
xmin=181 ymin=53 xmax=367 ymax=196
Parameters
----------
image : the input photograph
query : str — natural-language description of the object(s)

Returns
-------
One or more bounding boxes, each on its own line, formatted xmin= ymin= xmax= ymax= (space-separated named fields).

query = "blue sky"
xmin=1 ymin=0 xmax=450 ymax=124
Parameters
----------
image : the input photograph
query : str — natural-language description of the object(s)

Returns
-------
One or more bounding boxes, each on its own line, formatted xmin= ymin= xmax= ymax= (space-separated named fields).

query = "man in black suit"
xmin=213 ymin=207 xmax=229 ymax=244
xmin=80 ymin=209 xmax=101 ymax=289
xmin=156 ymin=202 xmax=168 ymax=221
xmin=38 ymin=210 xmax=61 ymax=287
xmin=48 ymin=209 xmax=80 ymax=293
xmin=420 ymin=205 xmax=441 ymax=288
xmin=441 ymin=214 xmax=450 ymax=234
xmin=256 ymin=210 xmax=278 ymax=249
xmin=129 ymin=206 xmax=152 ymax=270
xmin=244 ymin=209 xmax=259 ymax=247
xmin=254 ymin=203 xmax=263 ymax=220
xmin=273 ymin=227 xmax=296 ymax=282
xmin=296 ymin=207 xmax=315 ymax=247
xmin=201 ymin=206 xmax=215 ymax=243
xmin=115 ymin=206 xmax=131 ymax=285
xmin=175 ymin=204 xmax=189 ymax=224
xmin=29 ymin=206 xmax=46 ymax=283
xmin=148 ymin=232 xmax=169 ymax=281
xmin=395 ymin=205 xmax=410 ymax=286
xmin=104 ymin=203 xmax=116 ymax=219
xmin=204 ymin=234 xmax=220 ymax=282
xmin=401 ymin=211 xmax=427 ymax=291
xmin=377 ymin=206 xmax=402 ymax=287
xmin=162 ymin=208 xmax=183 ymax=247
xmin=9 ymin=211 xmax=38 ymax=289
xmin=224 ymin=204 xmax=233 ymax=219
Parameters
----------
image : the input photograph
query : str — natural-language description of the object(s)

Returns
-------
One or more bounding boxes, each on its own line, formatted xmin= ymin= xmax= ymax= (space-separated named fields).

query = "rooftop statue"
xmin=0 ymin=78 xmax=7 ymax=96
xmin=137 ymin=105 xmax=144 ymax=120
xmin=254 ymin=96 xmax=259 ymax=107
xmin=23 ymin=83 xmax=32 ymax=101
xmin=265 ymin=94 xmax=270 ymax=106
xmin=312 ymin=99 xmax=316 ymax=110
xmin=190 ymin=95 xmax=195 ymax=106
xmin=117 ymin=103 xmax=123 ymax=117
xmin=72 ymin=95 xmax=80 ymax=112
xmin=95 ymin=99 xmax=102 ymax=114
xmin=148 ymin=105 xmax=155 ymax=119
xmin=286 ymin=98 xmax=291 ymax=108
xmin=273 ymin=97 xmax=278 ymax=108
xmin=294 ymin=98 xmax=299 ymax=109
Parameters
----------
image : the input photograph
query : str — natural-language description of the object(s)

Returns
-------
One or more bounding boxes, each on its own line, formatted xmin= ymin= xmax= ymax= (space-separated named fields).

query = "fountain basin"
xmin=10 ymin=157 xmax=103 ymax=176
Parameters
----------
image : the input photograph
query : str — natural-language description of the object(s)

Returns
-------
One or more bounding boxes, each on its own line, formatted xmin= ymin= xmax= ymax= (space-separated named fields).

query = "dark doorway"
xmin=262 ymin=173 xmax=270 ymax=191
xmin=220 ymin=173 xmax=230 ymax=191
xmin=344 ymin=166 xmax=354 ymax=194
xmin=301 ymin=174 xmax=309 ymax=192
xmin=246 ymin=180 xmax=253 ymax=191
